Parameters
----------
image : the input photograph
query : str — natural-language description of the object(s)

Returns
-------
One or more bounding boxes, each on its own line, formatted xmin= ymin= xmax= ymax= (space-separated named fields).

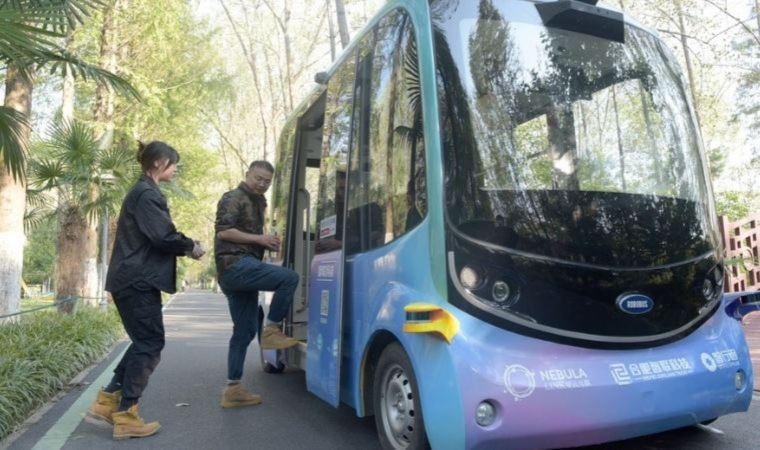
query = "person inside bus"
xmin=214 ymin=160 xmax=300 ymax=408
xmin=88 ymin=141 xmax=205 ymax=440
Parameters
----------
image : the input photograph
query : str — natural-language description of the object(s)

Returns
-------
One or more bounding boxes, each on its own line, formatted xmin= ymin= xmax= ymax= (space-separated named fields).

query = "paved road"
xmin=4 ymin=291 xmax=759 ymax=450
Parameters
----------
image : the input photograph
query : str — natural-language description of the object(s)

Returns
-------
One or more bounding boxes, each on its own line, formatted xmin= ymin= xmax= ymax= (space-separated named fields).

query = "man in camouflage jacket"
xmin=214 ymin=160 xmax=299 ymax=408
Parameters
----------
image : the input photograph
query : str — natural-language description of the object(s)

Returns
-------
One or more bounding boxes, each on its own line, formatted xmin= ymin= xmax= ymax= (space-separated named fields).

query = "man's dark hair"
xmin=137 ymin=141 xmax=180 ymax=173
xmin=249 ymin=160 xmax=274 ymax=173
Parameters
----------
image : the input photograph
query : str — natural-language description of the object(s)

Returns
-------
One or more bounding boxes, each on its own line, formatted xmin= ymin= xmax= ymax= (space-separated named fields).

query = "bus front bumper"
xmin=449 ymin=307 xmax=753 ymax=449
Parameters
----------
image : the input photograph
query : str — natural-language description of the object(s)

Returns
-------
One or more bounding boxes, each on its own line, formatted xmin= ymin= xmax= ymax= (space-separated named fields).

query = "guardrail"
xmin=0 ymin=296 xmax=82 ymax=320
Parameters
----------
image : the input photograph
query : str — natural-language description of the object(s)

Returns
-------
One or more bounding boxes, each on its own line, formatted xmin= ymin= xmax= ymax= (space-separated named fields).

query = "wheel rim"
xmin=379 ymin=363 xmax=417 ymax=449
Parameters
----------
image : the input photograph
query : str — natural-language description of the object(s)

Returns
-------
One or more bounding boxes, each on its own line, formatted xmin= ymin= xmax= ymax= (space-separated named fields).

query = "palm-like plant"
xmin=0 ymin=0 xmax=139 ymax=179
xmin=28 ymin=119 xmax=137 ymax=312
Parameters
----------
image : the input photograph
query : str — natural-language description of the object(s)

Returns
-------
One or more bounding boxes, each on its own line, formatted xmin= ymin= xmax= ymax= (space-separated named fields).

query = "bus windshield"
xmin=434 ymin=1 xmax=719 ymax=268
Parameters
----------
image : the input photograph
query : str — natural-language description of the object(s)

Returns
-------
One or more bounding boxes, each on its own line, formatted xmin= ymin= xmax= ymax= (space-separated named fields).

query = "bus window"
xmin=315 ymin=49 xmax=357 ymax=255
xmin=346 ymin=9 xmax=426 ymax=256
xmin=271 ymin=123 xmax=297 ymax=262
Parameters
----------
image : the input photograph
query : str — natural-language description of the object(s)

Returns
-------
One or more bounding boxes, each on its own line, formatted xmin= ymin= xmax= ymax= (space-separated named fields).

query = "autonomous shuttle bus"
xmin=259 ymin=0 xmax=760 ymax=448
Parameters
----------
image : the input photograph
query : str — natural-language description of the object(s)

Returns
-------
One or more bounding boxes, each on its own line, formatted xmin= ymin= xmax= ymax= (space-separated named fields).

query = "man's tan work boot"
xmin=220 ymin=383 xmax=263 ymax=408
xmin=86 ymin=390 xmax=121 ymax=425
xmin=111 ymin=405 xmax=161 ymax=440
xmin=261 ymin=324 xmax=298 ymax=350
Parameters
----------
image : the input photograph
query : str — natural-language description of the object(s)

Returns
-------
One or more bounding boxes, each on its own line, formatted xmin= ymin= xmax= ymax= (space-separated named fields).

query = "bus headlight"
xmin=475 ymin=401 xmax=497 ymax=427
xmin=492 ymin=281 xmax=511 ymax=304
xmin=460 ymin=266 xmax=482 ymax=290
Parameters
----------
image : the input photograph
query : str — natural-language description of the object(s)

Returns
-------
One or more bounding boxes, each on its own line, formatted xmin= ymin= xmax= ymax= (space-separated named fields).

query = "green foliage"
xmin=0 ymin=0 xmax=138 ymax=179
xmin=715 ymin=191 xmax=752 ymax=221
xmin=27 ymin=120 xmax=138 ymax=223
xmin=0 ymin=307 xmax=123 ymax=439
xmin=23 ymin=216 xmax=57 ymax=285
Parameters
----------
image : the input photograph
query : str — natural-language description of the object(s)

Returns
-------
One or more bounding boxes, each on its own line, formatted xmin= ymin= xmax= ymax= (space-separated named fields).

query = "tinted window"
xmin=345 ymin=9 xmax=426 ymax=255
xmin=315 ymin=51 xmax=356 ymax=254
xmin=271 ymin=121 xmax=296 ymax=261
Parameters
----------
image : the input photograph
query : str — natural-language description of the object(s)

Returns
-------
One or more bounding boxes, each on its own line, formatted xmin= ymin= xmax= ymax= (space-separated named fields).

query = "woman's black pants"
xmin=111 ymin=285 xmax=165 ymax=400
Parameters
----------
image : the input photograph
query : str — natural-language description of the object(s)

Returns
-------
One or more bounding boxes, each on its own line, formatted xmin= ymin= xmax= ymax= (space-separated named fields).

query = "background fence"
xmin=720 ymin=214 xmax=760 ymax=293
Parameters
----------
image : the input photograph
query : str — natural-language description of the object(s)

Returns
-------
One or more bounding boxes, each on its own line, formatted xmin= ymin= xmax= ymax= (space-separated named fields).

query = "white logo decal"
xmin=319 ymin=290 xmax=329 ymax=324
xmin=610 ymin=363 xmax=632 ymax=385
xmin=610 ymin=358 xmax=693 ymax=385
xmin=701 ymin=352 xmax=717 ymax=372
xmin=539 ymin=368 xmax=591 ymax=390
xmin=503 ymin=365 xmax=536 ymax=401
xmin=701 ymin=349 xmax=739 ymax=371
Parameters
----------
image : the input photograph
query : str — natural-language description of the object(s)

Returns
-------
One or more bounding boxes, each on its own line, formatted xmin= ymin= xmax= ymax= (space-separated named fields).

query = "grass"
xmin=0 ymin=307 xmax=123 ymax=440
xmin=20 ymin=295 xmax=55 ymax=312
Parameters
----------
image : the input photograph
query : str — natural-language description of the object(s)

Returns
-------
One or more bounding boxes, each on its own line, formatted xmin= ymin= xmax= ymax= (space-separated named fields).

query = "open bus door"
xmin=302 ymin=52 xmax=357 ymax=406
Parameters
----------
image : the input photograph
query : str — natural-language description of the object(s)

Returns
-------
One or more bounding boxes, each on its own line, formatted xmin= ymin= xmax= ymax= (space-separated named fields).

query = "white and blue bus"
xmin=260 ymin=1 xmax=760 ymax=448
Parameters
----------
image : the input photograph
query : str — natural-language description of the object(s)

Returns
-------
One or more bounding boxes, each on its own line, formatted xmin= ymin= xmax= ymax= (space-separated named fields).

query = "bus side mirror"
xmin=725 ymin=291 xmax=760 ymax=320
xmin=315 ymin=72 xmax=329 ymax=85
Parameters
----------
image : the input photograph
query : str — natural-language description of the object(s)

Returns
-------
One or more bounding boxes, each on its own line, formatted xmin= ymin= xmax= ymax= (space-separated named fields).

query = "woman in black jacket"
xmin=87 ymin=141 xmax=204 ymax=440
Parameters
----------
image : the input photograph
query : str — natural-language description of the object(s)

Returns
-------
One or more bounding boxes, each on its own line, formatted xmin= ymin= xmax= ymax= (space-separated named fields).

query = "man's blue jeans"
xmin=218 ymin=256 xmax=299 ymax=380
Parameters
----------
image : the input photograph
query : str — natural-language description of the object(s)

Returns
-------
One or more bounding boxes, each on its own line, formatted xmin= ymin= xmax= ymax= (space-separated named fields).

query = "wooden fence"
xmin=720 ymin=214 xmax=760 ymax=293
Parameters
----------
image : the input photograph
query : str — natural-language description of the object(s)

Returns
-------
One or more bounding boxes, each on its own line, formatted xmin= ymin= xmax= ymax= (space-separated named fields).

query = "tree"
xmin=335 ymin=0 xmax=350 ymax=48
xmin=0 ymin=0 xmax=138 ymax=319
xmin=28 ymin=120 xmax=136 ymax=313
xmin=0 ymin=66 xmax=33 ymax=320
xmin=0 ymin=0 xmax=138 ymax=177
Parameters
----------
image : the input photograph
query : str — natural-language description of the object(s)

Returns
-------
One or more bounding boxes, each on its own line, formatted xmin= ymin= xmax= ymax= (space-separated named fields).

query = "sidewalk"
xmin=5 ymin=290 xmax=379 ymax=450
xmin=743 ymin=312 xmax=760 ymax=391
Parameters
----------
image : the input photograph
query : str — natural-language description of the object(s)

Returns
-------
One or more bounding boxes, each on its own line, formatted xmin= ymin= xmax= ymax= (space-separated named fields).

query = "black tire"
xmin=257 ymin=305 xmax=285 ymax=374
xmin=372 ymin=342 xmax=430 ymax=450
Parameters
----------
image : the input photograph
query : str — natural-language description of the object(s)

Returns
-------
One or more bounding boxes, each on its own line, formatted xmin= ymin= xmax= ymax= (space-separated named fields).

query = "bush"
xmin=0 ymin=307 xmax=123 ymax=439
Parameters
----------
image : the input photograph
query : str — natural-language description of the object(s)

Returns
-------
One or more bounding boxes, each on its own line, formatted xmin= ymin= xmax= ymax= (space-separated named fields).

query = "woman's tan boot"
xmin=86 ymin=390 xmax=121 ymax=425
xmin=112 ymin=405 xmax=161 ymax=440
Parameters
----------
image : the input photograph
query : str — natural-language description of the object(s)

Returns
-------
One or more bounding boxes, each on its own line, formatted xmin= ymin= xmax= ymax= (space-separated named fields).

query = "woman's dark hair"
xmin=137 ymin=141 xmax=180 ymax=173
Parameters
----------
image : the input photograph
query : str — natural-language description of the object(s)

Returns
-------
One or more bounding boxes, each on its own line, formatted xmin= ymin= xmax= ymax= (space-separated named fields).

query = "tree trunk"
xmin=327 ymin=0 xmax=336 ymax=61
xmin=0 ymin=66 xmax=33 ymax=321
xmin=611 ymin=86 xmax=627 ymax=191
xmin=335 ymin=0 xmax=350 ymax=49
xmin=675 ymin=1 xmax=701 ymax=125
xmin=83 ymin=0 xmax=129 ymax=306
xmin=55 ymin=205 xmax=88 ymax=314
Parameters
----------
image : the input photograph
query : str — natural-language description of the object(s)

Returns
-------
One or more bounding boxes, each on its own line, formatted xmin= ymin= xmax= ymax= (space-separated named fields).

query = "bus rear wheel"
xmin=372 ymin=343 xmax=429 ymax=450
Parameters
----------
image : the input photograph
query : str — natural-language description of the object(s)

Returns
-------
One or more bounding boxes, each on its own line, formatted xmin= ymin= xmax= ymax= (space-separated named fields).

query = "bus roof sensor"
xmin=537 ymin=0 xmax=624 ymax=43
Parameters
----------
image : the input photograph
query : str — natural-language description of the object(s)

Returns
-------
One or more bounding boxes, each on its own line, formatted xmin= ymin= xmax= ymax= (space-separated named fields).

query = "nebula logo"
xmin=503 ymin=364 xmax=536 ymax=401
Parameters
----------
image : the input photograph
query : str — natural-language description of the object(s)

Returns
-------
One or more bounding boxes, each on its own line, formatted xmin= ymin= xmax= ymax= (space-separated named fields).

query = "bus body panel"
xmin=343 ymin=217 xmax=466 ymax=450
xmin=448 ymin=294 xmax=752 ymax=449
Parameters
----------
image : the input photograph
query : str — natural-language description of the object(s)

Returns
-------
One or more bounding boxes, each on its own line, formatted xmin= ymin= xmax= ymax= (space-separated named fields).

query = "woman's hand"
xmin=191 ymin=241 xmax=206 ymax=259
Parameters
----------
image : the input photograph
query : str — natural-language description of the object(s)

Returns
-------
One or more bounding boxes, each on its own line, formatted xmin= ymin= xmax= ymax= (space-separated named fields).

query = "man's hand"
xmin=191 ymin=241 xmax=206 ymax=259
xmin=259 ymin=234 xmax=281 ymax=251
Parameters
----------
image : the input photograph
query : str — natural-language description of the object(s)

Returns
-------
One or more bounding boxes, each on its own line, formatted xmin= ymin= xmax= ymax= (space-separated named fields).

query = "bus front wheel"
xmin=372 ymin=343 xmax=430 ymax=450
